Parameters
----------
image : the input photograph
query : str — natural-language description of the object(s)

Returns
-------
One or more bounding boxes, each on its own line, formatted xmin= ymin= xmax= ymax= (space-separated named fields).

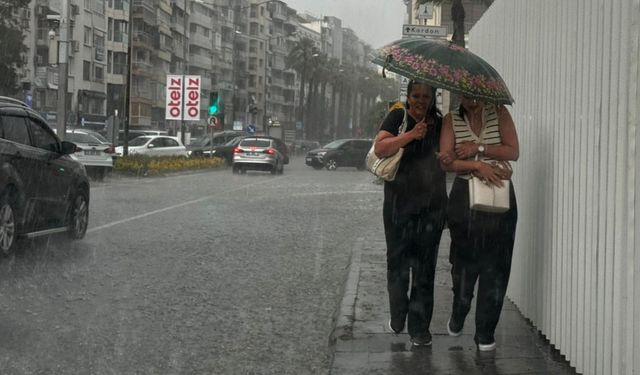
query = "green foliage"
xmin=0 ymin=0 xmax=29 ymax=95
xmin=113 ymin=155 xmax=225 ymax=176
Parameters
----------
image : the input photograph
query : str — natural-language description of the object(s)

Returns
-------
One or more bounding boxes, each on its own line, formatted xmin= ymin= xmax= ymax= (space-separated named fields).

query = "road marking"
xmin=87 ymin=177 xmax=284 ymax=233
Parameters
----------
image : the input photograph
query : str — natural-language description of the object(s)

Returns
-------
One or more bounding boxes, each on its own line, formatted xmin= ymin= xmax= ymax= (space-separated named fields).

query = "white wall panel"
xmin=470 ymin=1 xmax=638 ymax=374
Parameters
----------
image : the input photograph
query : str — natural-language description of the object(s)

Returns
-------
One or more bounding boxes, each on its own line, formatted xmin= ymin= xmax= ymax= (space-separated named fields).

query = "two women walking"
xmin=372 ymin=80 xmax=520 ymax=350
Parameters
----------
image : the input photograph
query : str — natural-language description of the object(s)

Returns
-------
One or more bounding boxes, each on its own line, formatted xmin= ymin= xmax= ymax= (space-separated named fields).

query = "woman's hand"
xmin=454 ymin=141 xmax=479 ymax=159
xmin=493 ymin=161 xmax=513 ymax=180
xmin=409 ymin=120 xmax=428 ymax=140
xmin=436 ymin=150 xmax=456 ymax=165
xmin=473 ymin=161 xmax=505 ymax=187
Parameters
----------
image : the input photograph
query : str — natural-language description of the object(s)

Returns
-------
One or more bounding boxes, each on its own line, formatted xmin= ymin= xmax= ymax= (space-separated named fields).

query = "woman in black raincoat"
xmin=373 ymin=80 xmax=447 ymax=346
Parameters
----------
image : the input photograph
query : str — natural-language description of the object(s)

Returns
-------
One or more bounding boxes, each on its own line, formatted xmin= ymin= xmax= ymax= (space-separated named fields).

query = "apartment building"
xmin=16 ymin=0 xmax=365 ymax=137
xmin=23 ymin=0 xmax=109 ymax=129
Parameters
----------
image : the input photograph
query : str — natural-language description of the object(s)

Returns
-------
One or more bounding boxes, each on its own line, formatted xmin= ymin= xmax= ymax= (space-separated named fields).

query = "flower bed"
xmin=113 ymin=155 xmax=225 ymax=176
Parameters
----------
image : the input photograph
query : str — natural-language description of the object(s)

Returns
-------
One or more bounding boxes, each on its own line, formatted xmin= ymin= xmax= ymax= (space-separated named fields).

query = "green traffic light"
xmin=209 ymin=91 xmax=220 ymax=115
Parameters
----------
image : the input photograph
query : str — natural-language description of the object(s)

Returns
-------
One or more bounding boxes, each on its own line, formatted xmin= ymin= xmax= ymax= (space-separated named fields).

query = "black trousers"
xmin=383 ymin=206 xmax=444 ymax=338
xmin=447 ymin=177 xmax=518 ymax=343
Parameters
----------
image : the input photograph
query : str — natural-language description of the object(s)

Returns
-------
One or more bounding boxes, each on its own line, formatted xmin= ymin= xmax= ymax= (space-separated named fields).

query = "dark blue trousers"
xmin=447 ymin=177 xmax=518 ymax=344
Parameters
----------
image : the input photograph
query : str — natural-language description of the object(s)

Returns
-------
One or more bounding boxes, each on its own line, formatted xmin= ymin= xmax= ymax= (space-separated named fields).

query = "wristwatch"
xmin=477 ymin=143 xmax=486 ymax=155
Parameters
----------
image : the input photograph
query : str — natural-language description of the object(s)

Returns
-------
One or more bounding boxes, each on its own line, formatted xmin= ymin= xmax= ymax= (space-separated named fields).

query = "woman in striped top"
xmin=437 ymin=95 xmax=520 ymax=352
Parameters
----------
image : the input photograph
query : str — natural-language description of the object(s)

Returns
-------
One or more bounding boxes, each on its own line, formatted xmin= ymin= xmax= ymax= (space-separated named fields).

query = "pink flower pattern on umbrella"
xmin=373 ymin=41 xmax=513 ymax=104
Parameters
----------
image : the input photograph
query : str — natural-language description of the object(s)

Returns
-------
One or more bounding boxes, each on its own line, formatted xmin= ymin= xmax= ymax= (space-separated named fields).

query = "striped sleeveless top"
xmin=451 ymin=103 xmax=502 ymax=179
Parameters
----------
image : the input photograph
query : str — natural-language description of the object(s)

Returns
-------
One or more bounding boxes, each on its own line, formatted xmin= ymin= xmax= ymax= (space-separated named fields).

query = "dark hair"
xmin=458 ymin=103 xmax=466 ymax=118
xmin=405 ymin=80 xmax=442 ymax=120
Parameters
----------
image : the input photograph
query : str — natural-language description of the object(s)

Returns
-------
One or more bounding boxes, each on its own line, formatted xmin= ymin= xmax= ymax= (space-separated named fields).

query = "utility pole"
xmin=56 ymin=0 xmax=69 ymax=139
xmin=181 ymin=0 xmax=189 ymax=145
xmin=123 ymin=0 xmax=133 ymax=155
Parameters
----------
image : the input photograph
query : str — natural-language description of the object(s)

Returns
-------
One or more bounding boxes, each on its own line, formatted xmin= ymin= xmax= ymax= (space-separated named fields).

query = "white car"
xmin=115 ymin=135 xmax=188 ymax=157
xmin=64 ymin=129 xmax=115 ymax=179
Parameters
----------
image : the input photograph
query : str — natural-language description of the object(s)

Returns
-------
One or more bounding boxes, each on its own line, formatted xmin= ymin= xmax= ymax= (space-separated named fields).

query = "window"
xmin=164 ymin=138 xmax=179 ymax=147
xmin=0 ymin=115 xmax=30 ymax=145
xmin=84 ymin=27 xmax=92 ymax=45
xmin=114 ymin=20 xmax=127 ymax=42
xmin=113 ymin=52 xmax=127 ymax=75
xmin=83 ymin=61 xmax=91 ymax=81
xmin=26 ymin=118 xmax=58 ymax=152
xmin=94 ymin=32 xmax=105 ymax=61
xmin=94 ymin=66 xmax=104 ymax=82
xmin=113 ymin=0 xmax=125 ymax=10
xmin=92 ymin=0 xmax=104 ymax=14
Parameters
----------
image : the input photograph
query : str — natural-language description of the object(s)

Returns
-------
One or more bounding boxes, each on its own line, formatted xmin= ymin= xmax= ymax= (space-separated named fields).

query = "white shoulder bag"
xmin=366 ymin=110 xmax=408 ymax=182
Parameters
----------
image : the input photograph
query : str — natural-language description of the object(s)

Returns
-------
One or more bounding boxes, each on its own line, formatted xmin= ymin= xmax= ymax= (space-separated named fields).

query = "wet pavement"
xmin=330 ymin=230 xmax=579 ymax=375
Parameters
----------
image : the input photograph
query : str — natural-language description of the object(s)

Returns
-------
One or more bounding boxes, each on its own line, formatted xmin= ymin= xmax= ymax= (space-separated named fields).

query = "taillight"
xmin=264 ymin=148 xmax=275 ymax=155
xmin=233 ymin=147 xmax=244 ymax=154
xmin=75 ymin=146 xmax=83 ymax=152
xmin=104 ymin=146 xmax=115 ymax=154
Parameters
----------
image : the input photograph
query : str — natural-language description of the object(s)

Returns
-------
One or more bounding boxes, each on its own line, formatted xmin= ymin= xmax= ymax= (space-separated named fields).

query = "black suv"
xmin=187 ymin=130 xmax=247 ymax=157
xmin=0 ymin=97 xmax=90 ymax=255
xmin=305 ymin=139 xmax=372 ymax=170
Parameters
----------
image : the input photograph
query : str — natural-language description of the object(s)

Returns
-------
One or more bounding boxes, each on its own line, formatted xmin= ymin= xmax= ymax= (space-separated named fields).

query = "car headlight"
xmin=317 ymin=151 xmax=326 ymax=157
xmin=187 ymin=150 xmax=192 ymax=156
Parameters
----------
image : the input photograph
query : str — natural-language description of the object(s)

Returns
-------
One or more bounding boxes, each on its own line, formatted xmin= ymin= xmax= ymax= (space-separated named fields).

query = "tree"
xmin=286 ymin=38 xmax=320 ymax=133
xmin=0 ymin=0 xmax=29 ymax=95
xmin=416 ymin=0 xmax=494 ymax=47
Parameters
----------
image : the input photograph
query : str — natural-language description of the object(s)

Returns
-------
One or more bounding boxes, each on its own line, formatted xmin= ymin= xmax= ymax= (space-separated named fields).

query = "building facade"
xmin=16 ymin=0 xmax=374 ymax=141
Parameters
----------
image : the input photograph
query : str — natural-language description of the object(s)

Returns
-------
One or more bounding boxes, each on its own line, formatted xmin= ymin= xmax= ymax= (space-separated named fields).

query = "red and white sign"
xmin=183 ymin=75 xmax=201 ymax=121
xmin=165 ymin=75 xmax=183 ymax=120
xmin=165 ymin=75 xmax=201 ymax=121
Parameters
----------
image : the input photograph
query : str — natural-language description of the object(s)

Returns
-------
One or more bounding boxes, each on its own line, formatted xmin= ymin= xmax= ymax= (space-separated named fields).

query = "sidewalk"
xmin=330 ymin=230 xmax=578 ymax=375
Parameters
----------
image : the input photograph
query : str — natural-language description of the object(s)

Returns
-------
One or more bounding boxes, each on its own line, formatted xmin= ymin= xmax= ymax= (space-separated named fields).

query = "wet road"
xmin=0 ymin=157 xmax=383 ymax=374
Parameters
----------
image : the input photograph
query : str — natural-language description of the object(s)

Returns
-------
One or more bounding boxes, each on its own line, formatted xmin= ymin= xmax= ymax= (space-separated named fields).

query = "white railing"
xmin=470 ymin=1 xmax=639 ymax=374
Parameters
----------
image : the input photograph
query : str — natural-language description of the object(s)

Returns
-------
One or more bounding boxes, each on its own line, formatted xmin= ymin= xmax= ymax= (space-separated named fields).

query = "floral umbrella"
xmin=371 ymin=38 xmax=514 ymax=105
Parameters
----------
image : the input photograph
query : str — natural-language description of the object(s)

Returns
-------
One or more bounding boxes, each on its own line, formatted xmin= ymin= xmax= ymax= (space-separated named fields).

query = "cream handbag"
xmin=468 ymin=177 xmax=510 ymax=213
xmin=366 ymin=110 xmax=407 ymax=181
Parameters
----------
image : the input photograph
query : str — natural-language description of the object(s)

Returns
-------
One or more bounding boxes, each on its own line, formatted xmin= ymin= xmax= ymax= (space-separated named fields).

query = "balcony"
xmin=132 ymin=3 xmax=155 ymax=25
xmin=190 ymin=33 xmax=212 ymax=49
xmin=270 ymin=8 xmax=286 ymax=21
xmin=188 ymin=53 xmax=211 ymax=69
xmin=171 ymin=22 xmax=185 ymax=35
xmin=132 ymin=59 xmax=153 ymax=75
xmin=132 ymin=31 xmax=153 ymax=48
xmin=189 ymin=11 xmax=211 ymax=27
xmin=156 ymin=50 xmax=171 ymax=62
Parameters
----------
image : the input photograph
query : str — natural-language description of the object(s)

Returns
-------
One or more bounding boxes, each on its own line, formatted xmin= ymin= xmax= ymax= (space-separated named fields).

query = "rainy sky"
xmin=283 ymin=0 xmax=406 ymax=48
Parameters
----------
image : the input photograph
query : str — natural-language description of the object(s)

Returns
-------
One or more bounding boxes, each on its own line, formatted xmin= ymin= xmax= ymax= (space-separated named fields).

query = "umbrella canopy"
xmin=371 ymin=38 xmax=514 ymax=105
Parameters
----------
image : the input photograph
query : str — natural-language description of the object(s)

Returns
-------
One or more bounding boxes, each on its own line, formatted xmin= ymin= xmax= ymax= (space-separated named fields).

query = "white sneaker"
xmin=447 ymin=318 xmax=462 ymax=337
xmin=478 ymin=342 xmax=497 ymax=351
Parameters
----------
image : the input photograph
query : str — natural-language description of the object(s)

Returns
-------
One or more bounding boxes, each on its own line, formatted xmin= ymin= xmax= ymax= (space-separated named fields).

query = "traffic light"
xmin=208 ymin=91 xmax=220 ymax=115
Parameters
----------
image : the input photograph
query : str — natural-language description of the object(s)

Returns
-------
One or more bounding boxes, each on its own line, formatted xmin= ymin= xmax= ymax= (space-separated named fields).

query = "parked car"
xmin=0 ymin=96 xmax=90 ymax=255
xmin=140 ymin=130 xmax=168 ymax=136
xmin=116 ymin=130 xmax=148 ymax=146
xmin=232 ymin=136 xmax=288 ymax=174
xmin=114 ymin=135 xmax=188 ymax=157
xmin=187 ymin=130 xmax=246 ymax=157
xmin=305 ymin=138 xmax=372 ymax=171
xmin=61 ymin=129 xmax=114 ymax=180
xmin=200 ymin=135 xmax=247 ymax=165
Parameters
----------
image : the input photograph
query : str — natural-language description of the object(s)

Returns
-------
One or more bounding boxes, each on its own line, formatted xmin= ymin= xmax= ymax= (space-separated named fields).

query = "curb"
xmin=329 ymin=237 xmax=364 ymax=346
